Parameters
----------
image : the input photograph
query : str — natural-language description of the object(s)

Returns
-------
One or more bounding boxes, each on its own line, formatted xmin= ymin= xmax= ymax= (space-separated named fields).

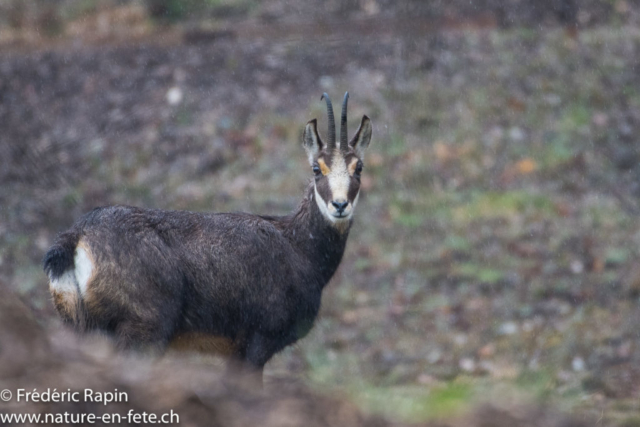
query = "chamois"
xmin=43 ymin=92 xmax=372 ymax=374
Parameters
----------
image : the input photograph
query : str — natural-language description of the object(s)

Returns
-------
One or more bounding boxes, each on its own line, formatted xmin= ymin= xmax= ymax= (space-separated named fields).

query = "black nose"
xmin=331 ymin=200 xmax=349 ymax=213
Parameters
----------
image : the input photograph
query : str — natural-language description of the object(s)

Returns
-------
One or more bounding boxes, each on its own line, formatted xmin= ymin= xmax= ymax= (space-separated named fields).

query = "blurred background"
xmin=2 ymin=0 xmax=640 ymax=424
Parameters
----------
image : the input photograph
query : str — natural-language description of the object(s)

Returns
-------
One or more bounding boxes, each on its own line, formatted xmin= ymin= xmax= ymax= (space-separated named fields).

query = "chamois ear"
xmin=303 ymin=119 xmax=323 ymax=165
xmin=349 ymin=115 xmax=372 ymax=158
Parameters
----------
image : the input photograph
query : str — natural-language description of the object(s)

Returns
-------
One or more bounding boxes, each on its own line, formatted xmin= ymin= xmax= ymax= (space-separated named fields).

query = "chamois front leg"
xmin=229 ymin=332 xmax=284 ymax=387
xmin=245 ymin=332 xmax=284 ymax=369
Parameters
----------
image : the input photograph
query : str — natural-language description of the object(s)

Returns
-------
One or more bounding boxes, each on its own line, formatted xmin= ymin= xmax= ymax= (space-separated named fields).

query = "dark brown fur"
xmin=45 ymin=190 xmax=345 ymax=366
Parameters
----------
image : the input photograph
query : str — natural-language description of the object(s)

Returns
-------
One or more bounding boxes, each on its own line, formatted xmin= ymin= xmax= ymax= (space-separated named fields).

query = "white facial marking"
xmin=74 ymin=246 xmax=93 ymax=296
xmin=327 ymin=150 xmax=350 ymax=203
xmin=352 ymin=191 xmax=360 ymax=209
xmin=314 ymin=184 xmax=339 ymax=223
xmin=315 ymin=183 xmax=352 ymax=225
xmin=314 ymin=150 xmax=362 ymax=229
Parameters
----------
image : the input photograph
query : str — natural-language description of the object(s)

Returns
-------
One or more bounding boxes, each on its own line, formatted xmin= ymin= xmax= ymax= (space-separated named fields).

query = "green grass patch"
xmin=605 ymin=247 xmax=630 ymax=265
xmin=453 ymin=263 xmax=506 ymax=285
xmin=145 ymin=0 xmax=255 ymax=22
xmin=452 ymin=191 xmax=554 ymax=223
xmin=443 ymin=235 xmax=472 ymax=252
xmin=352 ymin=383 xmax=474 ymax=423
xmin=388 ymin=190 xmax=555 ymax=230
xmin=515 ymin=369 xmax=556 ymax=400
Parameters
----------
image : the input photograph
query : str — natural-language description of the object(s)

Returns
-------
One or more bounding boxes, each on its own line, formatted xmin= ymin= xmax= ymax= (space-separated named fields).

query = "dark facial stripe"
xmin=315 ymin=177 xmax=333 ymax=204
xmin=347 ymin=177 xmax=360 ymax=202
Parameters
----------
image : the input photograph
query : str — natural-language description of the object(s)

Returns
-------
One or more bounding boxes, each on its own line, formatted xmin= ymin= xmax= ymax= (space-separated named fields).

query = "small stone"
xmin=427 ymin=349 xmax=442 ymax=364
xmin=544 ymin=94 xmax=561 ymax=106
xmin=509 ymin=127 xmax=525 ymax=141
xmin=478 ymin=343 xmax=496 ymax=358
xmin=522 ymin=320 xmax=535 ymax=332
xmin=319 ymin=76 xmax=334 ymax=90
xmin=615 ymin=0 xmax=629 ymax=14
xmin=572 ymin=356 xmax=586 ymax=372
xmin=166 ymin=87 xmax=183 ymax=106
xmin=498 ymin=321 xmax=518 ymax=335
xmin=570 ymin=259 xmax=584 ymax=274
xmin=355 ymin=291 xmax=369 ymax=305
xmin=417 ymin=373 xmax=436 ymax=385
xmin=341 ymin=310 xmax=358 ymax=325
xmin=459 ymin=358 xmax=476 ymax=373
xmin=618 ymin=341 xmax=633 ymax=358
xmin=453 ymin=333 xmax=468 ymax=346
xmin=592 ymin=112 xmax=609 ymax=127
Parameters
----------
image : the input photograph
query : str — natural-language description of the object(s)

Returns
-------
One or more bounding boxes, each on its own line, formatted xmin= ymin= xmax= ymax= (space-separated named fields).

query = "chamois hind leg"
xmin=113 ymin=312 xmax=177 ymax=354
xmin=114 ymin=320 xmax=169 ymax=354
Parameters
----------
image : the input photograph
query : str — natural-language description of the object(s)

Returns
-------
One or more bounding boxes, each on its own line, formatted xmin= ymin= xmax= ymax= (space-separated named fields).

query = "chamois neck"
xmin=274 ymin=183 xmax=351 ymax=286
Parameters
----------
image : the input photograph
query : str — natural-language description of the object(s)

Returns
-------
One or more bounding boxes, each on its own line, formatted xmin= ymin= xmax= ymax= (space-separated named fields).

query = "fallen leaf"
xmin=515 ymin=158 xmax=537 ymax=174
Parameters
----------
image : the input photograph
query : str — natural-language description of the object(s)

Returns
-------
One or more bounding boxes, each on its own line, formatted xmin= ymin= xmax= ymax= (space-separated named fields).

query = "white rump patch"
xmin=48 ymin=245 xmax=93 ymax=297
xmin=50 ymin=270 xmax=77 ymax=294
xmin=74 ymin=246 xmax=93 ymax=296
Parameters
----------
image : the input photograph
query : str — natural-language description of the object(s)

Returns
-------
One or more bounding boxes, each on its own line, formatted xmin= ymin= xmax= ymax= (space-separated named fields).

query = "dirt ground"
xmin=2 ymin=1 xmax=640 ymax=425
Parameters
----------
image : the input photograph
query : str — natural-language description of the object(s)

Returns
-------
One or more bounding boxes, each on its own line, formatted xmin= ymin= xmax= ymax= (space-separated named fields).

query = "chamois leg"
xmin=224 ymin=351 xmax=263 ymax=389
xmin=244 ymin=333 xmax=287 ymax=386
xmin=225 ymin=333 xmax=279 ymax=387
xmin=114 ymin=318 xmax=173 ymax=354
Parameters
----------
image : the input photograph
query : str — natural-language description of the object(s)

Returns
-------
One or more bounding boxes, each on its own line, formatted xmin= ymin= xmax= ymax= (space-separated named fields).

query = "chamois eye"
xmin=312 ymin=164 xmax=321 ymax=176
xmin=355 ymin=162 xmax=363 ymax=176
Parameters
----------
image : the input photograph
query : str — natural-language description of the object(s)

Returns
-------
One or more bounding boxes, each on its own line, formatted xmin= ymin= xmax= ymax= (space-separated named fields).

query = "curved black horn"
xmin=321 ymin=93 xmax=336 ymax=150
xmin=340 ymin=92 xmax=349 ymax=152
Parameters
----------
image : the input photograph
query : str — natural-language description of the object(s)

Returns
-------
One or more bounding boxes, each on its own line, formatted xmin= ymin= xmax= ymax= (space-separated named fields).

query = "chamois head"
xmin=303 ymin=92 xmax=372 ymax=229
